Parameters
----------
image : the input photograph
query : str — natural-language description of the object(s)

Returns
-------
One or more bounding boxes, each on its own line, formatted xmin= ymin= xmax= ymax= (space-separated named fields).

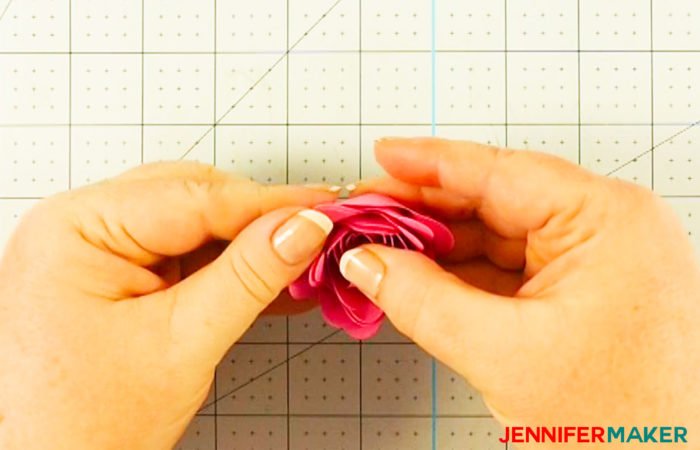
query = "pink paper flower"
xmin=289 ymin=193 xmax=454 ymax=340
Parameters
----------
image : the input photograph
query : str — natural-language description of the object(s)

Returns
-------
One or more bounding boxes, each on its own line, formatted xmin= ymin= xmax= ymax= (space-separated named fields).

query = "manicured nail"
xmin=273 ymin=210 xmax=333 ymax=264
xmin=375 ymin=136 xmax=403 ymax=144
xmin=345 ymin=183 xmax=358 ymax=192
xmin=304 ymin=183 xmax=342 ymax=193
xmin=339 ymin=248 xmax=385 ymax=299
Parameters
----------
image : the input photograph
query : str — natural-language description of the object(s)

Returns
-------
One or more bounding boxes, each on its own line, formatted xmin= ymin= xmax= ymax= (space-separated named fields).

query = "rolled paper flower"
xmin=289 ymin=193 xmax=455 ymax=340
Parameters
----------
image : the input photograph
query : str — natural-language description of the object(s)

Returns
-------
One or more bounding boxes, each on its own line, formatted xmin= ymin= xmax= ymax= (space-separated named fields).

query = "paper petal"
xmin=341 ymin=193 xmax=408 ymax=209
xmin=319 ymin=288 xmax=358 ymax=329
xmin=344 ymin=216 xmax=397 ymax=234
xmin=290 ymin=193 xmax=454 ymax=341
xmin=288 ymin=273 xmax=316 ymax=300
xmin=309 ymin=251 xmax=328 ymax=287
xmin=380 ymin=209 xmax=435 ymax=239
xmin=319 ymin=289 xmax=383 ymax=339
xmin=316 ymin=202 xmax=362 ymax=222
xmin=380 ymin=216 xmax=425 ymax=251
xmin=345 ymin=319 xmax=383 ymax=340
xmin=409 ymin=213 xmax=455 ymax=255
xmin=331 ymin=281 xmax=385 ymax=324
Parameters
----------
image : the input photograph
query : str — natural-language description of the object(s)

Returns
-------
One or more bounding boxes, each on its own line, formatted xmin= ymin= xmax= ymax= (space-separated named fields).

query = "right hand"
xmin=341 ymin=137 xmax=700 ymax=448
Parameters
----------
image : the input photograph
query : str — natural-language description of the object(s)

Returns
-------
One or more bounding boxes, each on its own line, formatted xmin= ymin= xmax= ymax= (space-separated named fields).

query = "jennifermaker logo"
xmin=499 ymin=426 xmax=688 ymax=444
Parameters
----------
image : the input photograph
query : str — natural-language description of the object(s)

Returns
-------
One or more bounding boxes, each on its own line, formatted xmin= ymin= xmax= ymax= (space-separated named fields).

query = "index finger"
xmin=373 ymin=137 xmax=597 ymax=237
xmin=61 ymin=163 xmax=339 ymax=266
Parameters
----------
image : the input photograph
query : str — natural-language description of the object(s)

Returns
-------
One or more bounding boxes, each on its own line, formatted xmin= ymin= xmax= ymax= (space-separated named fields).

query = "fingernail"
xmin=273 ymin=210 xmax=333 ymax=264
xmin=339 ymin=248 xmax=385 ymax=299
xmin=304 ymin=183 xmax=342 ymax=193
xmin=345 ymin=183 xmax=358 ymax=192
xmin=375 ymin=136 xmax=402 ymax=144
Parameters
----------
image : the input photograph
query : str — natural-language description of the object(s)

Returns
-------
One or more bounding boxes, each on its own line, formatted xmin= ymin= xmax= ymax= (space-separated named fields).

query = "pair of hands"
xmin=0 ymin=138 xmax=698 ymax=449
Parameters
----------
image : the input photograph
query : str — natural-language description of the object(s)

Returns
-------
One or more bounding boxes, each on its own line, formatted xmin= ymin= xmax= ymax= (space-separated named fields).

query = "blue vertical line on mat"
xmin=430 ymin=0 xmax=437 ymax=449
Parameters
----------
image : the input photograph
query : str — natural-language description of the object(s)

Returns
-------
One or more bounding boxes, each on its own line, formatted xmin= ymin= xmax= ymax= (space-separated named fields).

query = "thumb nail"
xmin=304 ymin=183 xmax=342 ymax=193
xmin=272 ymin=210 xmax=333 ymax=264
xmin=339 ymin=248 xmax=385 ymax=299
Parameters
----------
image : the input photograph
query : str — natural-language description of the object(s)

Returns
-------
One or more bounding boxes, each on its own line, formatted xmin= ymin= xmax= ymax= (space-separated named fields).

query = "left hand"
xmin=0 ymin=162 xmax=336 ymax=450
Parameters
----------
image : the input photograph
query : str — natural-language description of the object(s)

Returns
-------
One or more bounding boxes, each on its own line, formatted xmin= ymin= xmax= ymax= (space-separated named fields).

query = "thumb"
xmin=150 ymin=207 xmax=333 ymax=365
xmin=339 ymin=244 xmax=527 ymax=383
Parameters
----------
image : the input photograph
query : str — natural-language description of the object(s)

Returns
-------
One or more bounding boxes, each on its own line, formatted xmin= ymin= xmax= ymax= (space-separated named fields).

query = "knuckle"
xmin=191 ymin=162 xmax=218 ymax=179
xmin=181 ymin=177 xmax=219 ymax=200
xmin=177 ymin=164 xmax=223 ymax=198
xmin=226 ymin=248 xmax=277 ymax=308
xmin=252 ymin=183 xmax=269 ymax=216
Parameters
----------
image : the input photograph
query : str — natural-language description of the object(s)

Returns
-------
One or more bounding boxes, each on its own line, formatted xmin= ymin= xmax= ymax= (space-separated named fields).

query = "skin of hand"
xmin=0 ymin=162 xmax=337 ymax=450
xmin=341 ymin=138 xmax=700 ymax=448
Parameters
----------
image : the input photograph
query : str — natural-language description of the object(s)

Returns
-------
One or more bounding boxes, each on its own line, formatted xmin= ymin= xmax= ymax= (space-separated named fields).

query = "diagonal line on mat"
xmin=0 ymin=0 xmax=14 ymax=22
xmin=606 ymin=119 xmax=700 ymax=176
xmin=178 ymin=0 xmax=345 ymax=161
xmin=198 ymin=329 xmax=342 ymax=412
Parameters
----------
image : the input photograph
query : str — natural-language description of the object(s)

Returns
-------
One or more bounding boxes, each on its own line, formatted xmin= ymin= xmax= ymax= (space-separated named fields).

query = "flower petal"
xmin=341 ymin=193 xmax=408 ymax=209
xmin=319 ymin=289 xmax=384 ymax=339
xmin=290 ymin=193 xmax=454 ymax=340
xmin=408 ymin=213 xmax=455 ymax=255
xmin=316 ymin=202 xmax=361 ymax=222
xmin=380 ymin=216 xmax=426 ymax=251
xmin=309 ymin=251 xmax=327 ymax=286
xmin=343 ymin=215 xmax=397 ymax=234
xmin=331 ymin=281 xmax=385 ymax=324
xmin=288 ymin=270 xmax=316 ymax=300
xmin=379 ymin=208 xmax=436 ymax=239
xmin=345 ymin=319 xmax=383 ymax=340
xmin=346 ymin=194 xmax=454 ymax=255
xmin=318 ymin=288 xmax=358 ymax=329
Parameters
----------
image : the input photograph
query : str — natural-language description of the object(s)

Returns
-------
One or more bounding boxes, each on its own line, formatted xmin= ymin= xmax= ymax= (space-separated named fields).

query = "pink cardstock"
xmin=289 ymin=193 xmax=455 ymax=340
